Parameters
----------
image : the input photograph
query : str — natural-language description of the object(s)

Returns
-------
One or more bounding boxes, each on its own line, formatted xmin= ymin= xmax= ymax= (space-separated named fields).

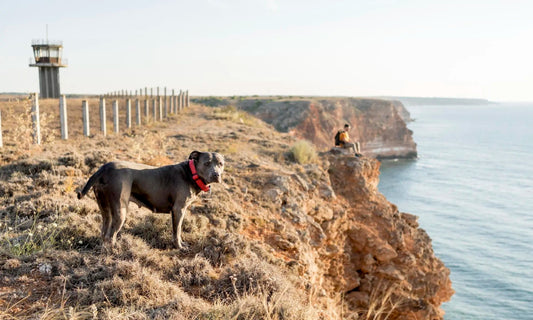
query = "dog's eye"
xmin=205 ymin=161 xmax=211 ymax=167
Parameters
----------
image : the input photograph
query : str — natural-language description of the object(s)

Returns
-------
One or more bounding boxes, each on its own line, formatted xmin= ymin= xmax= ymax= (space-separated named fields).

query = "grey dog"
xmin=77 ymin=151 xmax=224 ymax=249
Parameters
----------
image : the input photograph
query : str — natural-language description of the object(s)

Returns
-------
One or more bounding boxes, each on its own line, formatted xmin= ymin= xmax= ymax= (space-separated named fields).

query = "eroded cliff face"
xmin=322 ymin=153 xmax=454 ymax=318
xmin=238 ymin=98 xmax=417 ymax=159
xmin=250 ymin=151 xmax=454 ymax=319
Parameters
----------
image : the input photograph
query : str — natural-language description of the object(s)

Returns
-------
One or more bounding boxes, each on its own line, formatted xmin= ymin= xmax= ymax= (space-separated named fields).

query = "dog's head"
xmin=189 ymin=151 xmax=225 ymax=184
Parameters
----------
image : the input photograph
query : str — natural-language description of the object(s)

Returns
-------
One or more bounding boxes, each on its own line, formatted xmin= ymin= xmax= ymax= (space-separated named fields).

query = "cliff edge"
xmin=234 ymin=97 xmax=417 ymax=159
xmin=323 ymin=153 xmax=453 ymax=318
xmin=240 ymin=149 xmax=454 ymax=318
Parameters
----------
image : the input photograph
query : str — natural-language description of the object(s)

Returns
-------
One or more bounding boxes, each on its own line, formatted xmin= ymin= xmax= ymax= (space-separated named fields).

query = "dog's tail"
xmin=77 ymin=164 xmax=107 ymax=199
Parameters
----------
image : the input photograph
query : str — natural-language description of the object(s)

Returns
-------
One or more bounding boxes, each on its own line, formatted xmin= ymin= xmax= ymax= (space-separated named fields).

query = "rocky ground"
xmin=0 ymin=98 xmax=452 ymax=319
xmin=194 ymin=96 xmax=418 ymax=159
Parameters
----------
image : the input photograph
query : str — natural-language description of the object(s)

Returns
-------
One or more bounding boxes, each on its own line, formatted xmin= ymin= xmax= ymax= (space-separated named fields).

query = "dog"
xmin=77 ymin=151 xmax=224 ymax=249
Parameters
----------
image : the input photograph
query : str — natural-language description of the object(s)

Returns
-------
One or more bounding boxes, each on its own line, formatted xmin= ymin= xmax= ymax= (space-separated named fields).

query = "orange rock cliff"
xmin=243 ymin=150 xmax=454 ymax=319
xmin=236 ymin=98 xmax=418 ymax=159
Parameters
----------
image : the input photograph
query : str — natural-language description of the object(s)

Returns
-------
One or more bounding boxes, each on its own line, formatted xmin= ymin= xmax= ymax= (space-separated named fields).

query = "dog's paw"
xmin=180 ymin=241 xmax=191 ymax=251
xmin=173 ymin=239 xmax=189 ymax=251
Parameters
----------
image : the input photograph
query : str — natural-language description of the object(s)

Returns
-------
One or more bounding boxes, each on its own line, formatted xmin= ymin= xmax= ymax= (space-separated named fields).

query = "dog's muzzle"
xmin=210 ymin=172 xmax=222 ymax=183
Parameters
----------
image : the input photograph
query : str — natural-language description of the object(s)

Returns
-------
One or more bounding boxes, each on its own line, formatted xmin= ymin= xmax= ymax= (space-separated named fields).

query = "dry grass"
xmin=211 ymin=105 xmax=261 ymax=126
xmin=289 ymin=140 xmax=317 ymax=164
xmin=356 ymin=280 xmax=405 ymax=320
xmin=0 ymin=99 xmax=320 ymax=319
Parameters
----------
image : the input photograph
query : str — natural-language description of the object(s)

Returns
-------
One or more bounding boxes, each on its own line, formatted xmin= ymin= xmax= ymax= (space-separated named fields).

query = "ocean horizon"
xmin=378 ymin=103 xmax=533 ymax=319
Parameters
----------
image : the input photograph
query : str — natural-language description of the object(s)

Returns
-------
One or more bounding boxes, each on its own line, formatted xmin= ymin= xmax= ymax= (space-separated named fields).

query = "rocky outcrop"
xmin=321 ymin=153 xmax=453 ymax=318
xmin=239 ymin=150 xmax=453 ymax=318
xmin=237 ymin=98 xmax=417 ymax=159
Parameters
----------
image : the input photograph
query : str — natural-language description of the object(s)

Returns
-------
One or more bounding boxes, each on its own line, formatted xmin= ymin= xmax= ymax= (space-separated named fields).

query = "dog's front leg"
xmin=171 ymin=203 xmax=188 ymax=249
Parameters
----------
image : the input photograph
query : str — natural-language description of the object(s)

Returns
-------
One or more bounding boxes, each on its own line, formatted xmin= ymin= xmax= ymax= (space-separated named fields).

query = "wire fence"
xmin=0 ymin=87 xmax=190 ymax=147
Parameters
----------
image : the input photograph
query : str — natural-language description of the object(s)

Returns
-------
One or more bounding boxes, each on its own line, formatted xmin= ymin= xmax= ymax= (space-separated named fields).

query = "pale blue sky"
xmin=1 ymin=0 xmax=532 ymax=101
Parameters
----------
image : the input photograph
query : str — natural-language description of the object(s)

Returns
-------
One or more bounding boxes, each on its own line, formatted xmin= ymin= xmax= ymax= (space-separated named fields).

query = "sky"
xmin=1 ymin=0 xmax=532 ymax=101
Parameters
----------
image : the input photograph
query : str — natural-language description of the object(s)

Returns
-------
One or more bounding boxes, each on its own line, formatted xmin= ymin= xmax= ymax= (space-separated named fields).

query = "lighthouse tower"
xmin=29 ymin=39 xmax=67 ymax=98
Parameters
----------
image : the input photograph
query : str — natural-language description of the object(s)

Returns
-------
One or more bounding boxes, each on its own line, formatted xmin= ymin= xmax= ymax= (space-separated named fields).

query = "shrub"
xmin=289 ymin=140 xmax=317 ymax=164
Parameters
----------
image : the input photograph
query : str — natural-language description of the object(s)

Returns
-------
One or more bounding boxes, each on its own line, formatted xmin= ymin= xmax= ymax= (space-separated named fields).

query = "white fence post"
xmin=59 ymin=95 xmax=68 ymax=140
xmin=171 ymin=89 xmax=175 ymax=114
xmin=144 ymin=99 xmax=149 ymax=121
xmin=158 ymin=96 xmax=163 ymax=120
xmin=135 ymin=99 xmax=141 ymax=125
xmin=32 ymin=93 xmax=41 ymax=145
xmin=100 ymin=96 xmax=106 ymax=136
xmin=152 ymin=99 xmax=156 ymax=121
xmin=113 ymin=100 xmax=119 ymax=133
xmin=126 ymin=98 xmax=132 ymax=129
xmin=175 ymin=90 xmax=178 ymax=113
xmin=177 ymin=90 xmax=182 ymax=112
xmin=163 ymin=87 xmax=167 ymax=118
xmin=186 ymin=90 xmax=190 ymax=107
xmin=82 ymin=100 xmax=90 ymax=137
xmin=174 ymin=92 xmax=179 ymax=114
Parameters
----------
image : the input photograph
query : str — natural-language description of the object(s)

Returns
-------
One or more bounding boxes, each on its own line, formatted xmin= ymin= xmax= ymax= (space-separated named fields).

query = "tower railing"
xmin=31 ymin=39 xmax=63 ymax=46
xmin=29 ymin=57 xmax=68 ymax=65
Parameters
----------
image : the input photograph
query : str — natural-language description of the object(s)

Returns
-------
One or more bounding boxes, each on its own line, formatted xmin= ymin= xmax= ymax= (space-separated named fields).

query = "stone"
xmin=3 ymin=259 xmax=21 ymax=270
xmin=38 ymin=263 xmax=52 ymax=275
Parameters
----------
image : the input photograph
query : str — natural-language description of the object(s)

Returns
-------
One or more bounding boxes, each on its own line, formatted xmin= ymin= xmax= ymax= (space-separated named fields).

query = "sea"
xmin=378 ymin=103 xmax=533 ymax=320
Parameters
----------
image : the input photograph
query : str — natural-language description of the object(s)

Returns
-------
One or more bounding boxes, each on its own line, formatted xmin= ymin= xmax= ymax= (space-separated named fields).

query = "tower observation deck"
xmin=29 ymin=39 xmax=68 ymax=98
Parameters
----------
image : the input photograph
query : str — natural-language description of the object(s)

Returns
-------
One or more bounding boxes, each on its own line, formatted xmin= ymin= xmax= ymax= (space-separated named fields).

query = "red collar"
xmin=188 ymin=159 xmax=210 ymax=192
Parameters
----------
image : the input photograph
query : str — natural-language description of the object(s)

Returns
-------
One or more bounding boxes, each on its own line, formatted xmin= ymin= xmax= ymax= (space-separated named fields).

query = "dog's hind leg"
xmin=95 ymin=190 xmax=112 ymax=241
xmin=104 ymin=177 xmax=131 ymax=247
xmin=108 ymin=203 xmax=128 ymax=246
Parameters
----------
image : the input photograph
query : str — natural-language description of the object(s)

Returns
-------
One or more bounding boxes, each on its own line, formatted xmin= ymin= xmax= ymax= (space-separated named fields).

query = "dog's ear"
xmin=188 ymin=151 xmax=201 ymax=161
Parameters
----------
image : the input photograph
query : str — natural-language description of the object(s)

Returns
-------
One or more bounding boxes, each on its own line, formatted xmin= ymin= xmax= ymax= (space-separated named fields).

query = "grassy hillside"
xmin=0 ymin=98 xmax=452 ymax=319
xmin=0 ymin=100 xmax=330 ymax=319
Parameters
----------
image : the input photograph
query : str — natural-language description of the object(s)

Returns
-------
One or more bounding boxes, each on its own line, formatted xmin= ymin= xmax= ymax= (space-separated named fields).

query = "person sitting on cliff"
xmin=335 ymin=124 xmax=362 ymax=157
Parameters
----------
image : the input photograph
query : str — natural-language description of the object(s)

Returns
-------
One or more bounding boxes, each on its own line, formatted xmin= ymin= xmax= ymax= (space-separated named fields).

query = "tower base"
xmin=38 ymin=67 xmax=61 ymax=98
